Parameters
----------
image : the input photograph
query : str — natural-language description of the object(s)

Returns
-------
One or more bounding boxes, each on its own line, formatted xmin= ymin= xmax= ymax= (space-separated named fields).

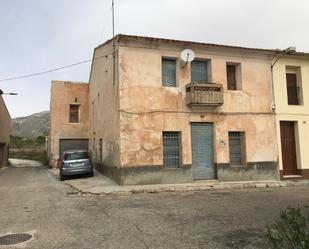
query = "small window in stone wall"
xmin=226 ymin=63 xmax=242 ymax=90
xmin=69 ymin=104 xmax=79 ymax=123
xmin=163 ymin=132 xmax=181 ymax=167
xmin=228 ymin=131 xmax=246 ymax=165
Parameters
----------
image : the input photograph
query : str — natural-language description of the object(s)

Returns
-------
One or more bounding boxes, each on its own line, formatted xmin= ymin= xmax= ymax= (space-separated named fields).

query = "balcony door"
xmin=191 ymin=60 xmax=209 ymax=83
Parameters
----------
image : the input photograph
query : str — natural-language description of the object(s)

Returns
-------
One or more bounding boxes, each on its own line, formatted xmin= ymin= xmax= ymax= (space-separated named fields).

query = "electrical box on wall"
xmin=219 ymin=139 xmax=225 ymax=148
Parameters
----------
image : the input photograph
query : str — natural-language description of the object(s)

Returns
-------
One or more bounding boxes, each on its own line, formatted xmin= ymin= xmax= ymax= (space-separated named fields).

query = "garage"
xmin=59 ymin=139 xmax=89 ymax=158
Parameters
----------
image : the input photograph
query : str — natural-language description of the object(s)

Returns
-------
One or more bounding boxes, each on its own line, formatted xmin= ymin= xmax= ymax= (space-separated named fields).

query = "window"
xmin=69 ymin=104 xmax=79 ymax=123
xmin=286 ymin=73 xmax=300 ymax=105
xmin=162 ymin=58 xmax=176 ymax=87
xmin=191 ymin=60 xmax=209 ymax=83
xmin=229 ymin=132 xmax=246 ymax=165
xmin=64 ymin=151 xmax=89 ymax=161
xmin=226 ymin=63 xmax=242 ymax=90
xmin=163 ymin=132 xmax=181 ymax=167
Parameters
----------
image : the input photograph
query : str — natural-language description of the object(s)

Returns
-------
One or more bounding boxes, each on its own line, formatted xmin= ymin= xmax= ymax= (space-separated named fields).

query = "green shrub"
xmin=265 ymin=206 xmax=309 ymax=249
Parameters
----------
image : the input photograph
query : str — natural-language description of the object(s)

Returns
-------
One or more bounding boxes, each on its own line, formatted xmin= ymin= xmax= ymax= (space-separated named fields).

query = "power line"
xmin=0 ymin=52 xmax=113 ymax=82
xmin=0 ymin=1 xmax=115 ymax=83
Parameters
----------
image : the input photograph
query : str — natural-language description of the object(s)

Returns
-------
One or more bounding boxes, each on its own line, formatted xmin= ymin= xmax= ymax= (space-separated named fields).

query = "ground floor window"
xmin=163 ymin=132 xmax=181 ymax=167
xmin=228 ymin=131 xmax=246 ymax=165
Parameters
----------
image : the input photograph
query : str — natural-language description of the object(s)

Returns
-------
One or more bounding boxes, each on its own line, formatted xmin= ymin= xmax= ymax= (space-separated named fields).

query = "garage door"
xmin=191 ymin=123 xmax=215 ymax=180
xmin=59 ymin=139 xmax=89 ymax=158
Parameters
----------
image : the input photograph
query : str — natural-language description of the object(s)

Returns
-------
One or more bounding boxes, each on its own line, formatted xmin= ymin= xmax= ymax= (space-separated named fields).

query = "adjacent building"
xmin=0 ymin=90 xmax=11 ymax=167
xmin=49 ymin=81 xmax=90 ymax=168
xmin=272 ymin=52 xmax=309 ymax=179
xmin=89 ymin=35 xmax=278 ymax=185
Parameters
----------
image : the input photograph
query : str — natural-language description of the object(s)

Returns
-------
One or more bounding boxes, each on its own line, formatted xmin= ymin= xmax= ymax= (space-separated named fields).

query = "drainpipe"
xmin=270 ymin=54 xmax=280 ymax=180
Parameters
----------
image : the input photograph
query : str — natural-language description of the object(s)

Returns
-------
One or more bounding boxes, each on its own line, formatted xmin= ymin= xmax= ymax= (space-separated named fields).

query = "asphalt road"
xmin=1 ymin=161 xmax=309 ymax=249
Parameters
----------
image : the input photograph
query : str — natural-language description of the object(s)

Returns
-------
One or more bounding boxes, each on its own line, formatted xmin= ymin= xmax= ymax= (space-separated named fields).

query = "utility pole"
xmin=112 ymin=0 xmax=115 ymax=85
xmin=112 ymin=0 xmax=115 ymax=38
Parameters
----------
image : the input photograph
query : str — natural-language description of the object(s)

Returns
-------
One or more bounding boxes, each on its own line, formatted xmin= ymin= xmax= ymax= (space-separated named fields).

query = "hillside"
xmin=11 ymin=111 xmax=50 ymax=138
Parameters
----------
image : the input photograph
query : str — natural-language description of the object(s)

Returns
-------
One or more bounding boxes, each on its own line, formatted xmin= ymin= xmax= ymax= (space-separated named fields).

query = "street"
xmin=1 ymin=162 xmax=309 ymax=249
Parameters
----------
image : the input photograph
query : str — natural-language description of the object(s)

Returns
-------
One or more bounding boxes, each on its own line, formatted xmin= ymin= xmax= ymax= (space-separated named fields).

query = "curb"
xmin=63 ymin=180 xmax=309 ymax=196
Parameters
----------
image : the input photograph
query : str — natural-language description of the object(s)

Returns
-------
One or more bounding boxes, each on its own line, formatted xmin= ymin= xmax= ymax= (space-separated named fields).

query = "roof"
xmin=96 ymin=34 xmax=309 ymax=57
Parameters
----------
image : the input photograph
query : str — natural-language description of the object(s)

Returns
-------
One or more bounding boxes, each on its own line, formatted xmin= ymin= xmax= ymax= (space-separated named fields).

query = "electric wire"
xmin=0 ymin=52 xmax=113 ymax=82
xmin=0 ymin=1 xmax=114 ymax=83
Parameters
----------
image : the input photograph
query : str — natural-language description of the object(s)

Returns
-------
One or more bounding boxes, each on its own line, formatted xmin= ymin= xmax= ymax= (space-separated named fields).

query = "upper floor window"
xmin=162 ymin=58 xmax=176 ymax=87
xmin=191 ymin=60 xmax=210 ymax=83
xmin=69 ymin=104 xmax=79 ymax=123
xmin=286 ymin=66 xmax=302 ymax=105
xmin=226 ymin=63 xmax=242 ymax=90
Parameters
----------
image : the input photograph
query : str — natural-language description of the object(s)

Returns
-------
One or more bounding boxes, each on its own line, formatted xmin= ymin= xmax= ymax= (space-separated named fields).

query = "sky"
xmin=1 ymin=0 xmax=309 ymax=118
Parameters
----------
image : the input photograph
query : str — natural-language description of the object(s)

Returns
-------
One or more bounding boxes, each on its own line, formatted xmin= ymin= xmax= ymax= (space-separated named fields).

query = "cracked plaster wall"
xmin=118 ymin=45 xmax=278 ymax=167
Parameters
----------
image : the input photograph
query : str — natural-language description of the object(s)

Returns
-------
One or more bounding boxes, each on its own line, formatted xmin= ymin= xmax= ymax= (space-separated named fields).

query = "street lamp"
xmin=0 ymin=89 xmax=18 ymax=95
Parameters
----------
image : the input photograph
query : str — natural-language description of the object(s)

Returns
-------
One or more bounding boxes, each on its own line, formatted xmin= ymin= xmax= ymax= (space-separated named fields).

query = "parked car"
xmin=59 ymin=150 xmax=93 ymax=181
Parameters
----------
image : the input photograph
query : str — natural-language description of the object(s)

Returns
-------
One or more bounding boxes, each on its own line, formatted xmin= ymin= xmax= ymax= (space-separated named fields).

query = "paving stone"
xmin=279 ymin=182 xmax=288 ymax=187
xmin=267 ymin=182 xmax=280 ymax=187
xmin=242 ymin=183 xmax=256 ymax=188
xmin=255 ymin=183 xmax=267 ymax=188
xmin=130 ymin=189 xmax=144 ymax=194
xmin=213 ymin=184 xmax=229 ymax=190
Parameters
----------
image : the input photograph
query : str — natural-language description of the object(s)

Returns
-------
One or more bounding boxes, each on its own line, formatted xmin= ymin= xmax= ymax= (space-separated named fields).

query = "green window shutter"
xmin=162 ymin=59 xmax=176 ymax=87
xmin=191 ymin=60 xmax=208 ymax=83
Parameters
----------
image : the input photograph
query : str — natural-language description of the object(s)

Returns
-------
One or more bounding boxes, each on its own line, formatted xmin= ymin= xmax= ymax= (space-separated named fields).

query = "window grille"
xmin=163 ymin=132 xmax=181 ymax=167
xmin=228 ymin=132 xmax=246 ymax=165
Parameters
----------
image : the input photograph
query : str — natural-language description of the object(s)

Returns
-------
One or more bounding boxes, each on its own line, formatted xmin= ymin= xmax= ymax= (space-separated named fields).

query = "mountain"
xmin=11 ymin=111 xmax=50 ymax=139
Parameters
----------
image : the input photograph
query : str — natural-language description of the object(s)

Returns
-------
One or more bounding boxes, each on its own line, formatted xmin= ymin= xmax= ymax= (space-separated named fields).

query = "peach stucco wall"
xmin=118 ymin=45 xmax=278 ymax=167
xmin=49 ymin=81 xmax=90 ymax=167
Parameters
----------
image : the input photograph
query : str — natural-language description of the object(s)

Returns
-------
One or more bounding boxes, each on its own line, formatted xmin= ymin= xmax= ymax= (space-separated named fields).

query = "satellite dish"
xmin=180 ymin=49 xmax=195 ymax=67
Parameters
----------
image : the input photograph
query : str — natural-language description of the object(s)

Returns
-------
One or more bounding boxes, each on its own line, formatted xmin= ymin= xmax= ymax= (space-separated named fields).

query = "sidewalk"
xmin=49 ymin=168 xmax=309 ymax=195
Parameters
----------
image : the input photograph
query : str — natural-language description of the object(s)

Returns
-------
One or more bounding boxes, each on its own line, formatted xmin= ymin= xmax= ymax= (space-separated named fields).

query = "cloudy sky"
xmin=1 ymin=0 xmax=309 ymax=118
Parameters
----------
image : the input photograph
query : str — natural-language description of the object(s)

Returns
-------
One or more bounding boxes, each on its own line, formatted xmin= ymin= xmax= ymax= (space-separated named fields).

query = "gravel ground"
xmin=1 ymin=162 xmax=309 ymax=249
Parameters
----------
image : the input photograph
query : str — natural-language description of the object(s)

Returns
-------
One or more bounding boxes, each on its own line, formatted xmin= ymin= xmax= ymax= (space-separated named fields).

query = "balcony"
xmin=186 ymin=82 xmax=223 ymax=107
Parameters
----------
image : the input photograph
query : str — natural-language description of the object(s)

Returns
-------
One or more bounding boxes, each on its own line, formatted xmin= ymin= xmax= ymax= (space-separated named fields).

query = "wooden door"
xmin=280 ymin=121 xmax=298 ymax=175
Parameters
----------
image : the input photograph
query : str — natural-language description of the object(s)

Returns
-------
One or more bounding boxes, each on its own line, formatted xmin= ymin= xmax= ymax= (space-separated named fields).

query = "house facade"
xmin=49 ymin=81 xmax=90 ymax=168
xmin=272 ymin=53 xmax=309 ymax=179
xmin=89 ymin=35 xmax=279 ymax=185
xmin=0 ymin=91 xmax=11 ymax=167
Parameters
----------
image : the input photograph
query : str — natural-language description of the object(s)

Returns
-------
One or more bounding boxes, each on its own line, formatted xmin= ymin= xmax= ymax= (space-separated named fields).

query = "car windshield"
xmin=64 ymin=152 xmax=89 ymax=161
